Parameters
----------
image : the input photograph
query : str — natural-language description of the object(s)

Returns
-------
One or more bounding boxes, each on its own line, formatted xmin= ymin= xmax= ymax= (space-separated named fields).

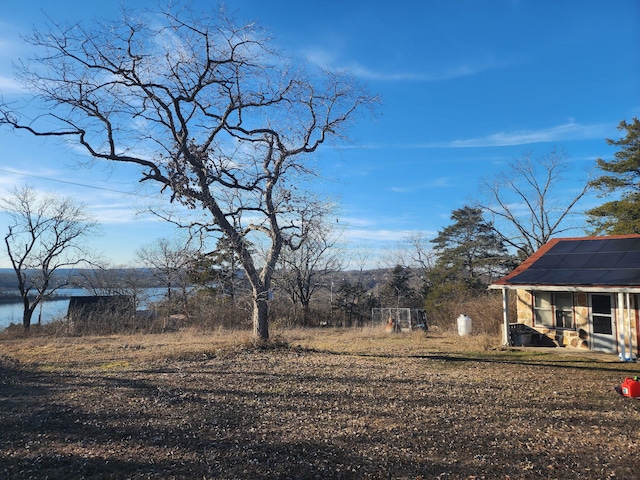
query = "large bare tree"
xmin=0 ymin=5 xmax=374 ymax=340
xmin=1 ymin=186 xmax=98 ymax=329
xmin=476 ymin=148 xmax=591 ymax=259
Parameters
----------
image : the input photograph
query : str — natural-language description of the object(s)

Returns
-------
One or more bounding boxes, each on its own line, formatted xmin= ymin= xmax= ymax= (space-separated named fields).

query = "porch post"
xmin=618 ymin=292 xmax=626 ymax=360
xmin=625 ymin=292 xmax=634 ymax=360
xmin=502 ymin=288 xmax=510 ymax=346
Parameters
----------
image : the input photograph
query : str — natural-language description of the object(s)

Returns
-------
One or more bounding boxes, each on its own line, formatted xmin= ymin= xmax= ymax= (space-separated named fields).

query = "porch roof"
xmin=489 ymin=234 xmax=640 ymax=293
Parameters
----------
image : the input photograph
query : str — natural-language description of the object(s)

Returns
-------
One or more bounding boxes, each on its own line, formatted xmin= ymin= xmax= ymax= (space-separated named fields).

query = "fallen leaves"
xmin=1 ymin=332 xmax=640 ymax=479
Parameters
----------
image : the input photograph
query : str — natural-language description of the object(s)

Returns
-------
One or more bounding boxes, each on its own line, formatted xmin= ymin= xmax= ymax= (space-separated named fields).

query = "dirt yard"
xmin=1 ymin=328 xmax=639 ymax=479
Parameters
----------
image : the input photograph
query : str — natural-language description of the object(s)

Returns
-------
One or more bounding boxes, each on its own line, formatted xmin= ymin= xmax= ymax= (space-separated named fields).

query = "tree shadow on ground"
xmin=1 ymin=352 xmax=637 ymax=479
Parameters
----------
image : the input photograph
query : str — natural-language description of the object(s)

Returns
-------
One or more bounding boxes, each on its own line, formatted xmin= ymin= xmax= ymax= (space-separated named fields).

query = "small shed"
xmin=490 ymin=235 xmax=640 ymax=357
xmin=67 ymin=295 xmax=135 ymax=323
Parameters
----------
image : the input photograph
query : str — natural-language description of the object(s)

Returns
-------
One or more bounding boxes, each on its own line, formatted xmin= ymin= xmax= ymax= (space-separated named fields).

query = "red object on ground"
xmin=620 ymin=377 xmax=640 ymax=398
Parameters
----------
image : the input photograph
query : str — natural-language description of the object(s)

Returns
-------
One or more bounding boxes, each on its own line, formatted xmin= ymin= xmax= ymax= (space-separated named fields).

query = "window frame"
xmin=533 ymin=291 xmax=553 ymax=328
xmin=532 ymin=291 xmax=575 ymax=330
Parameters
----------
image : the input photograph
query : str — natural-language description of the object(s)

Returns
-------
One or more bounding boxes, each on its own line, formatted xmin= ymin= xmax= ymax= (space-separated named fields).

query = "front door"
xmin=590 ymin=294 xmax=617 ymax=353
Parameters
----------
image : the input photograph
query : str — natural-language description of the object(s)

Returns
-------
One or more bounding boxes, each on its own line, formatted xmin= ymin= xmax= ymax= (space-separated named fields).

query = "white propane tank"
xmin=457 ymin=314 xmax=472 ymax=336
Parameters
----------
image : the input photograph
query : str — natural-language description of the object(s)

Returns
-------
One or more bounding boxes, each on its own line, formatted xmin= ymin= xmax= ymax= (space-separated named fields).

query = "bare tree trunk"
xmin=252 ymin=289 xmax=270 ymax=341
xmin=22 ymin=302 xmax=33 ymax=330
xmin=301 ymin=299 xmax=310 ymax=327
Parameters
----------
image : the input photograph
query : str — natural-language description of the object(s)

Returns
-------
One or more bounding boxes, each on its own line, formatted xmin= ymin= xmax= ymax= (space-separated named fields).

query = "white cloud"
xmin=344 ymin=228 xmax=413 ymax=243
xmin=357 ymin=121 xmax=614 ymax=150
xmin=390 ymin=176 xmax=453 ymax=193
xmin=88 ymin=202 xmax=166 ymax=226
xmin=445 ymin=121 xmax=612 ymax=148
xmin=348 ymin=57 xmax=510 ymax=83
xmin=338 ymin=216 xmax=374 ymax=228
xmin=303 ymin=48 xmax=510 ymax=82
xmin=0 ymin=76 xmax=24 ymax=94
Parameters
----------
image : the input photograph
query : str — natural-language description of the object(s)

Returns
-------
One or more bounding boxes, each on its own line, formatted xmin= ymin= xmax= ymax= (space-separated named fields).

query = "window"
xmin=533 ymin=291 xmax=574 ymax=329
xmin=554 ymin=293 xmax=574 ymax=329
xmin=591 ymin=294 xmax=613 ymax=335
xmin=534 ymin=292 xmax=553 ymax=327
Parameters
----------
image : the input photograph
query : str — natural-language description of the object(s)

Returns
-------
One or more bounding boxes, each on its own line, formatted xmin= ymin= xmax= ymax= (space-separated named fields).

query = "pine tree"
xmin=587 ymin=118 xmax=640 ymax=235
xmin=427 ymin=206 xmax=515 ymax=307
xmin=189 ymin=235 xmax=247 ymax=303
xmin=380 ymin=265 xmax=416 ymax=308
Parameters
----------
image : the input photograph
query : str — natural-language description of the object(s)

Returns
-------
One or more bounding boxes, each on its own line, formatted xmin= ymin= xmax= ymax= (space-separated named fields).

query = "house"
xmin=489 ymin=235 xmax=640 ymax=358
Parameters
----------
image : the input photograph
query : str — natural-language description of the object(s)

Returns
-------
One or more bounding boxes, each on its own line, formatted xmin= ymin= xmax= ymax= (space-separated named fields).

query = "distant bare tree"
xmin=476 ymin=148 xmax=591 ymax=259
xmin=77 ymin=261 xmax=150 ymax=310
xmin=399 ymin=232 xmax=437 ymax=301
xmin=405 ymin=232 xmax=437 ymax=274
xmin=379 ymin=233 xmax=436 ymax=305
xmin=137 ymin=236 xmax=199 ymax=314
xmin=0 ymin=4 xmax=374 ymax=340
xmin=276 ymin=219 xmax=344 ymax=326
xmin=1 ymin=186 xmax=98 ymax=329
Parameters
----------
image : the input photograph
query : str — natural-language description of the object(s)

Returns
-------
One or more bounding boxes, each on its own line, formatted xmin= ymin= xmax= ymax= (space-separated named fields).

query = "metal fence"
xmin=371 ymin=308 xmax=428 ymax=332
xmin=371 ymin=307 xmax=411 ymax=331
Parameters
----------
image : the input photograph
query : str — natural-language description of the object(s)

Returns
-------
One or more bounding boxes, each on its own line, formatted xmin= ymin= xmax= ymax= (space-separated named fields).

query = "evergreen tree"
xmin=189 ymin=235 xmax=247 ymax=303
xmin=380 ymin=265 xmax=416 ymax=308
xmin=587 ymin=118 xmax=640 ymax=235
xmin=333 ymin=280 xmax=375 ymax=327
xmin=427 ymin=206 xmax=514 ymax=307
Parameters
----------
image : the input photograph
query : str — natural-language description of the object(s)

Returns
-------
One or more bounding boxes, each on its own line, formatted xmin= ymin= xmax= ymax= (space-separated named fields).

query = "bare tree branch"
xmin=476 ymin=148 xmax=591 ymax=258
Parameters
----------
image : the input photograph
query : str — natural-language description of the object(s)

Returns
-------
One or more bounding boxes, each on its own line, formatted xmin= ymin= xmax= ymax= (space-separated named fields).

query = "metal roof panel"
xmin=491 ymin=235 xmax=640 ymax=289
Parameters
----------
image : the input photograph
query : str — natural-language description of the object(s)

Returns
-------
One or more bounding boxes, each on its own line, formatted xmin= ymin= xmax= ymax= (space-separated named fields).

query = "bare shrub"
xmin=0 ymin=323 xmax=32 ymax=339
xmin=69 ymin=312 xmax=140 ymax=336
xmin=426 ymin=291 xmax=514 ymax=336
xmin=181 ymin=293 xmax=252 ymax=332
xmin=1 ymin=313 xmax=140 ymax=338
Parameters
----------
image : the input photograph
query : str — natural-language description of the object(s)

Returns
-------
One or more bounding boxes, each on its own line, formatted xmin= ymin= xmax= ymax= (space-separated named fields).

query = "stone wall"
xmin=515 ymin=290 xmax=533 ymax=325
xmin=513 ymin=289 xmax=624 ymax=351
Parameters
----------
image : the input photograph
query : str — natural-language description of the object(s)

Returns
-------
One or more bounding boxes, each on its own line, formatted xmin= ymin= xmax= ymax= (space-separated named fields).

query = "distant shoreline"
xmin=0 ymin=292 xmax=76 ymax=304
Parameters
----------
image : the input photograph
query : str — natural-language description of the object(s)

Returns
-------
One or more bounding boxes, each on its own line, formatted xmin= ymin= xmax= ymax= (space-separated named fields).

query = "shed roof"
xmin=490 ymin=235 xmax=640 ymax=292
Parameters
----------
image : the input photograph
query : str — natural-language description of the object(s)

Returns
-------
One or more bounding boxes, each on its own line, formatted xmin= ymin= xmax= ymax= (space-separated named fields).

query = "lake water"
xmin=0 ymin=288 xmax=167 ymax=330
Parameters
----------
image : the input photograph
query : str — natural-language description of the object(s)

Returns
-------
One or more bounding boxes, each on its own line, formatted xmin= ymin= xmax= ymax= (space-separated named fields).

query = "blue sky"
xmin=0 ymin=0 xmax=638 ymax=268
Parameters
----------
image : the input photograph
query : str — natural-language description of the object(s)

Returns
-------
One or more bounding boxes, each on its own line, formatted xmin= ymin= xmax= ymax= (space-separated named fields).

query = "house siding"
xmin=514 ymin=289 xmax=638 ymax=353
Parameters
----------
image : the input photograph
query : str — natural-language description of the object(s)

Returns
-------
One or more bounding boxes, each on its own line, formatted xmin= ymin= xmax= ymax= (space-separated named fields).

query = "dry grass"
xmin=426 ymin=291 xmax=515 ymax=337
xmin=2 ymin=327 xmax=640 ymax=479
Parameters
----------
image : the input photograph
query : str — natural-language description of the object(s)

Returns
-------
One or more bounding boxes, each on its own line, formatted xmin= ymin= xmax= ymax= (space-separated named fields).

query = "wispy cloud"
xmin=344 ymin=228 xmax=414 ymax=243
xmin=304 ymin=48 xmax=509 ymax=82
xmin=350 ymin=57 xmax=512 ymax=82
xmin=338 ymin=215 xmax=436 ymax=244
xmin=89 ymin=202 xmax=164 ymax=226
xmin=390 ymin=176 xmax=454 ymax=193
xmin=355 ymin=120 xmax=614 ymax=150
xmin=0 ymin=166 xmax=166 ymax=228
xmin=0 ymin=76 xmax=24 ymax=94
xmin=444 ymin=121 xmax=612 ymax=148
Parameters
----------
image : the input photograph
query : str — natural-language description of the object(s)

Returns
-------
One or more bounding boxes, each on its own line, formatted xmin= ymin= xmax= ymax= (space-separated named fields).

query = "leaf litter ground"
xmin=1 ymin=329 xmax=639 ymax=479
